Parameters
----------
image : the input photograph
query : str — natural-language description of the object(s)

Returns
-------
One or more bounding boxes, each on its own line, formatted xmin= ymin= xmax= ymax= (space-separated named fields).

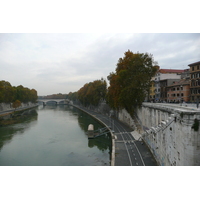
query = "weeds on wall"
xmin=191 ymin=118 xmax=199 ymax=131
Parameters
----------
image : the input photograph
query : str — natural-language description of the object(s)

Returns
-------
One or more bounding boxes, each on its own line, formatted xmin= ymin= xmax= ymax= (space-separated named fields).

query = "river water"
xmin=0 ymin=105 xmax=112 ymax=166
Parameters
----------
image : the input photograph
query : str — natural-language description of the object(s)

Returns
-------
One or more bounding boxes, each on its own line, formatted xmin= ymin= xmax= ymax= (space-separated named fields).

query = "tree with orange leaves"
xmin=107 ymin=50 xmax=157 ymax=116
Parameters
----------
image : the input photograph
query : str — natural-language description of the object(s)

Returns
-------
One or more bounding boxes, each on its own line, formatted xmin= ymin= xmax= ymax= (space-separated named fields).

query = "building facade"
xmin=160 ymin=79 xmax=180 ymax=102
xmin=166 ymin=79 xmax=190 ymax=103
xmin=149 ymin=76 xmax=156 ymax=101
xmin=188 ymin=61 xmax=200 ymax=102
xmin=154 ymin=69 xmax=184 ymax=102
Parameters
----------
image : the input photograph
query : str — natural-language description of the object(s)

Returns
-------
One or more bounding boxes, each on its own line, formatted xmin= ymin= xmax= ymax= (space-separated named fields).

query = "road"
xmin=74 ymin=105 xmax=157 ymax=166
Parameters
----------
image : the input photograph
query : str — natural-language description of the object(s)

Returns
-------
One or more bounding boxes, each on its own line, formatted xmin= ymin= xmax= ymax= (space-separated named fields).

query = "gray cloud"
xmin=0 ymin=33 xmax=200 ymax=95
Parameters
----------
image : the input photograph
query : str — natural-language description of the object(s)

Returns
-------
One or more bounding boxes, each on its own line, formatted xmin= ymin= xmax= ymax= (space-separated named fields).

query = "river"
xmin=0 ymin=105 xmax=112 ymax=166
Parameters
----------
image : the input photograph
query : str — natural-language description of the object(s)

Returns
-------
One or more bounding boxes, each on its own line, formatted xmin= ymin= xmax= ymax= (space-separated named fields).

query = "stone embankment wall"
xmin=0 ymin=102 xmax=37 ymax=113
xmin=118 ymin=103 xmax=200 ymax=166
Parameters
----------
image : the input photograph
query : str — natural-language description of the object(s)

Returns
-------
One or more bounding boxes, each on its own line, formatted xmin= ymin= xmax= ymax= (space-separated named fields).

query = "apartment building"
xmin=154 ymin=69 xmax=184 ymax=101
xmin=166 ymin=79 xmax=190 ymax=103
xmin=160 ymin=79 xmax=180 ymax=102
xmin=188 ymin=61 xmax=200 ymax=102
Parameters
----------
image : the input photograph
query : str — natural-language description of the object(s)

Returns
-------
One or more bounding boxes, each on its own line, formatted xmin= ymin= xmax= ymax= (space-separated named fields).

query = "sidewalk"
xmin=0 ymin=105 xmax=38 ymax=116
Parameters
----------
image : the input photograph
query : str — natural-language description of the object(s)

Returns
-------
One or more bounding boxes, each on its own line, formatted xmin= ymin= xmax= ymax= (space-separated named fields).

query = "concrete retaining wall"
xmin=0 ymin=102 xmax=37 ymax=113
xmin=118 ymin=103 xmax=200 ymax=166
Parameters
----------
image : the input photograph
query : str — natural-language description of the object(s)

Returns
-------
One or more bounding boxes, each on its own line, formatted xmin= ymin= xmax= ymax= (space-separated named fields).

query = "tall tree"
xmin=77 ymin=78 xmax=107 ymax=107
xmin=107 ymin=50 xmax=157 ymax=116
xmin=0 ymin=80 xmax=37 ymax=104
xmin=0 ymin=81 xmax=15 ymax=103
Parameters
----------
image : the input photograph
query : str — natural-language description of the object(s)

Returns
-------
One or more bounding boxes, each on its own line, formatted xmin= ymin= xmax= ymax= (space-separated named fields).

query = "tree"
xmin=67 ymin=92 xmax=78 ymax=101
xmin=77 ymin=78 xmax=107 ymax=107
xmin=0 ymin=80 xmax=37 ymax=104
xmin=0 ymin=80 xmax=15 ymax=103
xmin=107 ymin=50 xmax=157 ymax=116
xmin=30 ymin=89 xmax=37 ymax=103
xmin=12 ymin=100 xmax=21 ymax=111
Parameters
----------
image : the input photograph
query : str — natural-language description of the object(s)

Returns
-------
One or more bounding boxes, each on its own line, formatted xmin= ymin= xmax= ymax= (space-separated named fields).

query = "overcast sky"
xmin=0 ymin=33 xmax=200 ymax=95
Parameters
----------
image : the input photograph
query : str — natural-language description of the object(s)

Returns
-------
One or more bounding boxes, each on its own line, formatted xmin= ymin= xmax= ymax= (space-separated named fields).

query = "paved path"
xmin=73 ymin=105 xmax=157 ymax=166
xmin=0 ymin=105 xmax=38 ymax=116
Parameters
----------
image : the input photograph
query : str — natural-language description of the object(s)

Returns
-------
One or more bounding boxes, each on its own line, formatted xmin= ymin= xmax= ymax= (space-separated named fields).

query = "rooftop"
xmin=188 ymin=61 xmax=200 ymax=67
xmin=166 ymin=79 xmax=190 ymax=87
xmin=159 ymin=69 xmax=185 ymax=73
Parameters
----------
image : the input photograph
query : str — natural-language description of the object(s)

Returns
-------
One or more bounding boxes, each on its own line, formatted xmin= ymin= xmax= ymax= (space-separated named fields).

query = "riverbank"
xmin=71 ymin=103 xmax=157 ymax=166
xmin=71 ymin=104 xmax=115 ymax=166
xmin=0 ymin=102 xmax=37 ymax=114
xmin=0 ymin=105 xmax=38 ymax=126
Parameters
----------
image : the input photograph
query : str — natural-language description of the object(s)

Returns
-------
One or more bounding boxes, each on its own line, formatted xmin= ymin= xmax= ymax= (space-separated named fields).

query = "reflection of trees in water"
xmin=0 ymin=109 xmax=38 ymax=150
xmin=88 ymin=134 xmax=112 ymax=152
xmin=70 ymin=107 xmax=112 ymax=153
xmin=40 ymin=105 xmax=112 ymax=153
xmin=66 ymin=106 xmax=94 ymax=132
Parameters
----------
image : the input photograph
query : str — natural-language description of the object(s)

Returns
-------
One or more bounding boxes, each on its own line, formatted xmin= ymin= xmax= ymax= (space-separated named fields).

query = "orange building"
xmin=166 ymin=79 xmax=190 ymax=103
xmin=188 ymin=61 xmax=200 ymax=102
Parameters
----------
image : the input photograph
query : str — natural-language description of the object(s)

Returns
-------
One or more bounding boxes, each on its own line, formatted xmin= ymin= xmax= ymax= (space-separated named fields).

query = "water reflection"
xmin=88 ymin=135 xmax=111 ymax=151
xmin=0 ymin=105 xmax=111 ymax=166
xmin=68 ymin=106 xmax=112 ymax=152
xmin=0 ymin=109 xmax=38 ymax=151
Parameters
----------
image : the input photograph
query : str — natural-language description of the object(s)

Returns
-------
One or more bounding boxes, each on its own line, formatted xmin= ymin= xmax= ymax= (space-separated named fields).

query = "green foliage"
xmin=39 ymin=93 xmax=67 ymax=99
xmin=192 ymin=119 xmax=199 ymax=131
xmin=0 ymin=80 xmax=37 ymax=104
xmin=0 ymin=80 xmax=14 ymax=103
xmin=77 ymin=78 xmax=107 ymax=106
xmin=67 ymin=92 xmax=78 ymax=101
xmin=107 ymin=50 xmax=157 ymax=116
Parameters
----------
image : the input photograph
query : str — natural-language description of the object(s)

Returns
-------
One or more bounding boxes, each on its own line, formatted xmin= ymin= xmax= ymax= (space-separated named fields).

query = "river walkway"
xmin=0 ymin=105 xmax=38 ymax=117
xmin=72 ymin=104 xmax=157 ymax=166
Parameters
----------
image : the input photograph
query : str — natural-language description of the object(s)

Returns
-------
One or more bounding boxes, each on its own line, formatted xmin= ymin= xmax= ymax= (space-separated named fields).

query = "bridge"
xmin=37 ymin=99 xmax=70 ymax=106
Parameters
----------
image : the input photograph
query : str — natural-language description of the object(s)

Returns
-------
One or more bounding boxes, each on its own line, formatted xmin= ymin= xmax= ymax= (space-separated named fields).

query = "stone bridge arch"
xmin=37 ymin=99 xmax=69 ymax=106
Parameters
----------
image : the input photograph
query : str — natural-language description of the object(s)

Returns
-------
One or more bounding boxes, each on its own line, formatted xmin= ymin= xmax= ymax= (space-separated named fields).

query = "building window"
xmin=181 ymin=93 xmax=183 ymax=96
xmin=192 ymin=96 xmax=194 ymax=101
xmin=192 ymin=67 xmax=194 ymax=71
